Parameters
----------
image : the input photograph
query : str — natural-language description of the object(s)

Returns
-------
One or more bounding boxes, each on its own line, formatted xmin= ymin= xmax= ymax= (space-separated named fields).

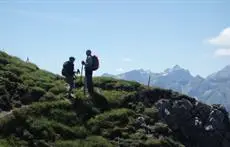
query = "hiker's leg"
xmin=70 ymin=76 xmax=74 ymax=92
xmin=86 ymin=71 xmax=91 ymax=94
xmin=65 ymin=77 xmax=70 ymax=88
xmin=88 ymin=71 xmax=93 ymax=94
xmin=65 ymin=76 xmax=71 ymax=97
xmin=66 ymin=76 xmax=73 ymax=94
xmin=85 ymin=71 xmax=89 ymax=92
xmin=84 ymin=71 xmax=87 ymax=94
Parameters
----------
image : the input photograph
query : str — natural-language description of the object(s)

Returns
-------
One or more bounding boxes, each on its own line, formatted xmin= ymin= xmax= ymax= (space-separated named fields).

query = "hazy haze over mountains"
xmin=102 ymin=65 xmax=230 ymax=110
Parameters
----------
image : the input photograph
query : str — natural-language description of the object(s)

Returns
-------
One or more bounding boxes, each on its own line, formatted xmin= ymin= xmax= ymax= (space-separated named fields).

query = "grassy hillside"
xmin=0 ymin=51 xmax=210 ymax=147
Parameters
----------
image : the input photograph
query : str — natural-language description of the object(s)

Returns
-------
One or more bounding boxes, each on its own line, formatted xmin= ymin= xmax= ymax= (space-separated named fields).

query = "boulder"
xmin=155 ymin=97 xmax=230 ymax=147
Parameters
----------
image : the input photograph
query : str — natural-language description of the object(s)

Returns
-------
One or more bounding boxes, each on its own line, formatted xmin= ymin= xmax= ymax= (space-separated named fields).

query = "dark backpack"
xmin=92 ymin=55 xmax=99 ymax=71
xmin=62 ymin=61 xmax=73 ymax=76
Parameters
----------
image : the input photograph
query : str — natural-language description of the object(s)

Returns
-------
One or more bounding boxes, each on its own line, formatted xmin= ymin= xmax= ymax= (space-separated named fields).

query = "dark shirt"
xmin=85 ymin=55 xmax=93 ymax=71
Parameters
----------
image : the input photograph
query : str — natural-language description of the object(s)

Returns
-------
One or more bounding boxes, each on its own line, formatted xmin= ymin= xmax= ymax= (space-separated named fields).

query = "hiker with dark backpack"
xmin=62 ymin=57 xmax=80 ymax=95
xmin=81 ymin=50 xmax=99 ymax=95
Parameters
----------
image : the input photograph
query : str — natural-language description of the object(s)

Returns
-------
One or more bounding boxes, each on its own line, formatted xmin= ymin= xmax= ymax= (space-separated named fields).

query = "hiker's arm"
xmin=71 ymin=64 xmax=75 ymax=75
xmin=76 ymin=69 xmax=80 ymax=74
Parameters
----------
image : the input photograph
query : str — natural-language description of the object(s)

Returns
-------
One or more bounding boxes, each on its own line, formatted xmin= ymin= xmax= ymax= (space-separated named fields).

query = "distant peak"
xmin=164 ymin=65 xmax=185 ymax=73
xmin=137 ymin=68 xmax=145 ymax=72
xmin=135 ymin=69 xmax=151 ymax=73
xmin=195 ymin=75 xmax=204 ymax=80
xmin=172 ymin=65 xmax=182 ymax=70
xmin=223 ymin=65 xmax=230 ymax=70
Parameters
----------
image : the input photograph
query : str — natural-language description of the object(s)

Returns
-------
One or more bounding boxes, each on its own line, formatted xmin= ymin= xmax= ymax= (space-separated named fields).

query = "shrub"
xmin=161 ymin=137 xmax=185 ymax=147
xmin=23 ymin=79 xmax=35 ymax=87
xmin=113 ymin=80 xmax=141 ymax=91
xmin=144 ymin=107 xmax=159 ymax=123
xmin=36 ymin=81 xmax=55 ymax=91
xmin=0 ymin=56 xmax=9 ymax=65
xmin=129 ymin=129 xmax=146 ymax=140
xmin=103 ymin=90 xmax=129 ymax=107
xmin=144 ymin=138 xmax=163 ymax=147
xmin=0 ymin=139 xmax=10 ymax=147
xmin=55 ymin=136 xmax=114 ymax=147
xmin=0 ymin=70 xmax=22 ymax=82
xmin=144 ymin=137 xmax=185 ymax=147
xmin=0 ymin=88 xmax=11 ymax=111
xmin=2 ymin=64 xmax=24 ymax=76
xmin=94 ymin=77 xmax=141 ymax=91
xmin=9 ymin=57 xmax=38 ymax=72
xmin=40 ymin=92 xmax=57 ymax=102
xmin=73 ymin=89 xmax=85 ymax=100
xmin=153 ymin=122 xmax=171 ymax=135
xmin=49 ymin=82 xmax=66 ymax=95
xmin=23 ymin=100 xmax=72 ymax=116
xmin=86 ymin=136 xmax=114 ymax=147
xmin=55 ymin=140 xmax=85 ymax=147
xmin=87 ymin=108 xmax=134 ymax=131
xmin=47 ymin=109 xmax=79 ymax=126
xmin=20 ymin=87 xmax=46 ymax=104
xmin=1 ymin=136 xmax=28 ymax=147
xmin=72 ymin=126 xmax=89 ymax=138
xmin=91 ymin=92 xmax=109 ymax=111
xmin=31 ymin=86 xmax=46 ymax=96
xmin=28 ymin=117 xmax=82 ymax=140
xmin=135 ymin=102 xmax=145 ymax=113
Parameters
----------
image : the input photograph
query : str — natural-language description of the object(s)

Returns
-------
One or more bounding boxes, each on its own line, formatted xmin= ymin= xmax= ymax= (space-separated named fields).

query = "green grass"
xmin=94 ymin=77 xmax=142 ymax=91
xmin=102 ymin=90 xmax=130 ymax=107
xmin=0 ymin=51 xmax=187 ymax=147
xmin=88 ymin=108 xmax=134 ymax=128
xmin=55 ymin=136 xmax=114 ymax=147
xmin=0 ymin=51 xmax=63 ymax=111
xmin=48 ymin=81 xmax=67 ymax=95
xmin=87 ymin=108 xmax=135 ymax=137
xmin=0 ymin=136 xmax=28 ymax=147
xmin=28 ymin=117 xmax=87 ymax=140
xmin=153 ymin=122 xmax=171 ymax=135
xmin=0 ymin=139 xmax=10 ymax=147
xmin=143 ymin=107 xmax=159 ymax=124
xmin=144 ymin=138 xmax=164 ymax=147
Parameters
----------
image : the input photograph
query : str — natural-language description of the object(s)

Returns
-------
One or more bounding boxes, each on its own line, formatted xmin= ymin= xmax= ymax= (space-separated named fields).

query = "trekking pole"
xmin=83 ymin=78 xmax=86 ymax=96
xmin=80 ymin=64 xmax=86 ymax=95
xmin=74 ymin=70 xmax=80 ymax=88
xmin=80 ymin=64 xmax=84 ymax=83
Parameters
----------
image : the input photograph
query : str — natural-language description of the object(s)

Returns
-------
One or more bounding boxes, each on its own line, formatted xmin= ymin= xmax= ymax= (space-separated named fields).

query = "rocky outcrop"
xmin=156 ymin=98 xmax=230 ymax=147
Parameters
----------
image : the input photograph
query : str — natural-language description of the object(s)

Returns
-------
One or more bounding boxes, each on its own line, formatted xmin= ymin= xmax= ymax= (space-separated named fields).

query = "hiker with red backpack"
xmin=81 ymin=50 xmax=99 ymax=95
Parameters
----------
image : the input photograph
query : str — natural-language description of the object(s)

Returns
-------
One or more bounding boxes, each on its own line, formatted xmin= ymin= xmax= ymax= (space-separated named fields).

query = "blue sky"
xmin=0 ymin=0 xmax=230 ymax=77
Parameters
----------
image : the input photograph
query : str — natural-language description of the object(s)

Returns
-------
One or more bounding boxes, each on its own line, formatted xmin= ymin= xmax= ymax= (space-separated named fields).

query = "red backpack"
xmin=92 ymin=55 xmax=99 ymax=71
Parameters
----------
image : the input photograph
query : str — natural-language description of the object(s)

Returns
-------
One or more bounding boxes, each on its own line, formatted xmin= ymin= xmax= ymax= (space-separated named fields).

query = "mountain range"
xmin=102 ymin=65 xmax=230 ymax=111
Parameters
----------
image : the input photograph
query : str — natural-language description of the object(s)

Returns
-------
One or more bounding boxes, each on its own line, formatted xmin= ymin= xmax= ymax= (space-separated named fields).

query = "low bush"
xmin=55 ymin=136 xmax=114 ymax=147
xmin=87 ymin=108 xmax=134 ymax=134
xmin=103 ymin=90 xmax=129 ymax=108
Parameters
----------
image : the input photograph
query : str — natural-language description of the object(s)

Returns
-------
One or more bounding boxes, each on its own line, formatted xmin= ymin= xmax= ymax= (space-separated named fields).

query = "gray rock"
xmin=155 ymin=97 xmax=230 ymax=147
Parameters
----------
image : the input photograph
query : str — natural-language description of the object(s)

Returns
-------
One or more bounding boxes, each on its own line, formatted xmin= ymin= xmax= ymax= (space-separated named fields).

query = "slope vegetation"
xmin=0 ymin=51 xmax=230 ymax=147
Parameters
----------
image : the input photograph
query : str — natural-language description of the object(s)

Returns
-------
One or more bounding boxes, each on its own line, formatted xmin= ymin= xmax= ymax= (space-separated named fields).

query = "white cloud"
xmin=208 ymin=27 xmax=230 ymax=46
xmin=206 ymin=27 xmax=230 ymax=57
xmin=116 ymin=68 xmax=124 ymax=72
xmin=214 ymin=48 xmax=230 ymax=56
xmin=122 ymin=57 xmax=132 ymax=62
